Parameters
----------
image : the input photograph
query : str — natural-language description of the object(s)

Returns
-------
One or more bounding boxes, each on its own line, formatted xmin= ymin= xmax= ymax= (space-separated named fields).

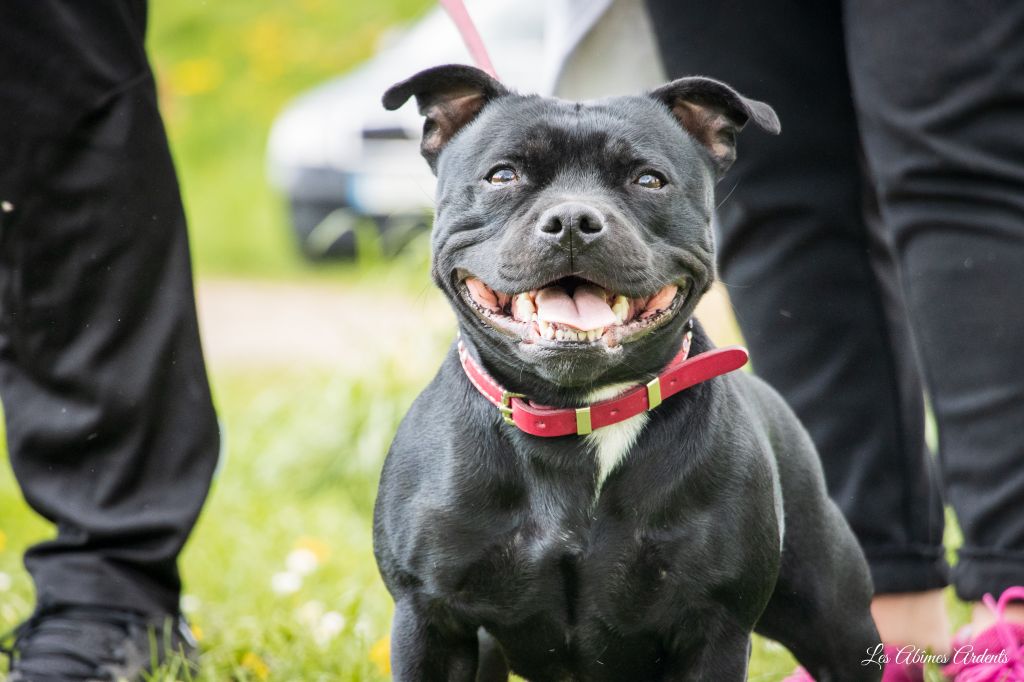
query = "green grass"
xmin=0 ymin=367 xmax=404 ymax=681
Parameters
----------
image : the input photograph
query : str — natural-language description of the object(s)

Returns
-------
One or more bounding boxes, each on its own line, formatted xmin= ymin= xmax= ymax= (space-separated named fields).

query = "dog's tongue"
xmin=535 ymin=284 xmax=617 ymax=331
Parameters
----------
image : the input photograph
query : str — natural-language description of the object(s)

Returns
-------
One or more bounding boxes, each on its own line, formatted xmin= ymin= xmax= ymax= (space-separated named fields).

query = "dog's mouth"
xmin=457 ymin=273 xmax=689 ymax=348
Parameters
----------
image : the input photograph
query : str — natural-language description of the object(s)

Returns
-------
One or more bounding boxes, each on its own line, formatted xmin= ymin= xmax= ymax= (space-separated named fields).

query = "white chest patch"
xmin=584 ymin=383 xmax=649 ymax=489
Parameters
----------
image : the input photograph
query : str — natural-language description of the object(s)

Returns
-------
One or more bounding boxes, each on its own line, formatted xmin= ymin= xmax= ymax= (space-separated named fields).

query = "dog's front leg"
xmin=662 ymin=619 xmax=752 ymax=682
xmin=391 ymin=599 xmax=480 ymax=682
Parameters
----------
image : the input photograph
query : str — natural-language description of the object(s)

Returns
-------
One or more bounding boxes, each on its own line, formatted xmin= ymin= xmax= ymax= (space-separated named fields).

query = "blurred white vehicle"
xmin=267 ymin=1 xmax=546 ymax=259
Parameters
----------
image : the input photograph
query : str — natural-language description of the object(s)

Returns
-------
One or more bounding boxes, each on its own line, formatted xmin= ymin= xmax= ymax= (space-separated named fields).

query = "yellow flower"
xmin=0 ymin=529 xmax=6 ymax=552
xmin=190 ymin=624 xmax=203 ymax=642
xmin=369 ymin=635 xmax=391 ymax=675
xmin=243 ymin=18 xmax=285 ymax=83
xmin=240 ymin=651 xmax=270 ymax=681
xmin=295 ymin=537 xmax=330 ymax=562
xmin=168 ymin=58 xmax=224 ymax=96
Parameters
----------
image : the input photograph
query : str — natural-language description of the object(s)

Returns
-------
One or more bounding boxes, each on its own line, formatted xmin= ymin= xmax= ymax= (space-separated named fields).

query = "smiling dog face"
xmin=384 ymin=65 xmax=778 ymax=401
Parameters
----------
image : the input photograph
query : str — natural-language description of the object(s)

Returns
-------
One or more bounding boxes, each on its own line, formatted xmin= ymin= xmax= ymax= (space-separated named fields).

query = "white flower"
xmin=0 ymin=572 xmax=10 ymax=592
xmin=180 ymin=594 xmax=201 ymax=614
xmin=314 ymin=611 xmax=346 ymax=645
xmin=286 ymin=548 xmax=319 ymax=576
xmin=353 ymin=618 xmax=373 ymax=640
xmin=271 ymin=571 xmax=302 ymax=595
xmin=296 ymin=600 xmax=325 ymax=625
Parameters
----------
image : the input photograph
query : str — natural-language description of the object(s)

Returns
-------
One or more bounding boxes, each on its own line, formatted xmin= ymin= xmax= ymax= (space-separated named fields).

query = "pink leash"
xmin=438 ymin=0 xmax=499 ymax=80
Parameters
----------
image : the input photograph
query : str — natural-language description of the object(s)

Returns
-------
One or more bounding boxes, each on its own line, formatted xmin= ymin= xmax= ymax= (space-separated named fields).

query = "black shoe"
xmin=0 ymin=605 xmax=197 ymax=682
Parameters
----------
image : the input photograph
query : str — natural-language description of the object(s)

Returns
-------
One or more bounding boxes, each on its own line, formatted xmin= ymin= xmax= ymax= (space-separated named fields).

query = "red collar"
xmin=458 ymin=328 xmax=749 ymax=437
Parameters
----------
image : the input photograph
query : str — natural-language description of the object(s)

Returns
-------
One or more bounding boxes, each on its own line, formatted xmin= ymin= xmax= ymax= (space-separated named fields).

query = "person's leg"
xmin=844 ymin=0 xmax=1024 ymax=626
xmin=645 ymin=0 xmax=950 ymax=649
xmin=0 ymin=0 xmax=219 ymax=620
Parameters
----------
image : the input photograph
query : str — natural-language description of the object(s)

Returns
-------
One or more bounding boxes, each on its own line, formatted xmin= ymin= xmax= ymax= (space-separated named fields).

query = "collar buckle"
xmin=498 ymin=389 xmax=524 ymax=425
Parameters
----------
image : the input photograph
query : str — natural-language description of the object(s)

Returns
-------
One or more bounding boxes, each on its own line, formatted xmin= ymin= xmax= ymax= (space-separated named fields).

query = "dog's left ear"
xmin=649 ymin=77 xmax=780 ymax=178
xmin=383 ymin=64 xmax=509 ymax=173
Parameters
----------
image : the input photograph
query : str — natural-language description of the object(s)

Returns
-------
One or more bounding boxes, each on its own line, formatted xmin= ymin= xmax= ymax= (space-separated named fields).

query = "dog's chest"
xmin=461 ymin=386 xmax=660 ymax=616
xmin=432 ymin=491 xmax=694 ymax=635
xmin=459 ymin=510 xmax=701 ymax=679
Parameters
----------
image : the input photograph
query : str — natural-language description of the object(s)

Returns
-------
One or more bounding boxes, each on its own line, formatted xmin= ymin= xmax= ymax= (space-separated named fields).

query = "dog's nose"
xmin=536 ymin=202 xmax=605 ymax=245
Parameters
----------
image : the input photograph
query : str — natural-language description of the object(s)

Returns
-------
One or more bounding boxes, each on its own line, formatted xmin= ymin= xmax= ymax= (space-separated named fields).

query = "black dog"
xmin=374 ymin=64 xmax=881 ymax=681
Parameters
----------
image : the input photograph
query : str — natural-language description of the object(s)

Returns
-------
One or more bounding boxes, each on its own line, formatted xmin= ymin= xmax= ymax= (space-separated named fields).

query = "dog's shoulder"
xmin=725 ymin=370 xmax=815 ymax=452
xmin=389 ymin=345 xmax=495 ymax=444
xmin=377 ymin=344 xmax=521 ymax=512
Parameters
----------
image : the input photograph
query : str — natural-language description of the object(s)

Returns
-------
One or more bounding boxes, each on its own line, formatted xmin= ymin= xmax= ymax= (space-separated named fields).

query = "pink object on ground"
xmin=781 ymin=644 xmax=924 ymax=681
xmin=943 ymin=586 xmax=1024 ymax=682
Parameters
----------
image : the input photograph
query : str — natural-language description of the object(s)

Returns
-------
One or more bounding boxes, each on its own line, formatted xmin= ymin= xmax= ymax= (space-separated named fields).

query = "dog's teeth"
xmin=555 ymin=329 xmax=565 ymax=341
xmin=512 ymin=293 xmax=536 ymax=321
xmin=612 ymin=295 xmax=630 ymax=323
xmin=543 ymin=325 xmax=555 ymax=340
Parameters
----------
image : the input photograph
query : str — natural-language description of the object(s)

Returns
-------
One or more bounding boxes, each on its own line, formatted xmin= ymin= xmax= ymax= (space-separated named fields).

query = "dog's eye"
xmin=487 ymin=167 xmax=519 ymax=186
xmin=635 ymin=173 xmax=666 ymax=190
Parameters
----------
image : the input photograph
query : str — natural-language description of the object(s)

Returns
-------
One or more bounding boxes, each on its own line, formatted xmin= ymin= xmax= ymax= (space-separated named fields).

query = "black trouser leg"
xmin=844 ymin=0 xmax=1024 ymax=602
xmin=645 ymin=0 xmax=949 ymax=593
xmin=0 ymin=1 xmax=219 ymax=615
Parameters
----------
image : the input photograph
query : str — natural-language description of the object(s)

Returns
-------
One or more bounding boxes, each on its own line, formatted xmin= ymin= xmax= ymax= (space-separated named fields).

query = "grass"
xmin=0 ymin=368 xmax=408 ymax=681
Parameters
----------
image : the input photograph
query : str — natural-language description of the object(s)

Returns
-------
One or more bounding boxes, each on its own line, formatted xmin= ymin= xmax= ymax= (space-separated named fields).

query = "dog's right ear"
xmin=383 ymin=64 xmax=509 ymax=172
xmin=649 ymin=77 xmax=780 ymax=179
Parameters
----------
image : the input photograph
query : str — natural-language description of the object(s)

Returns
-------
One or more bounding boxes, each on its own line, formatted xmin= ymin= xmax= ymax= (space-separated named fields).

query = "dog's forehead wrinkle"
xmin=448 ymin=92 xmax=709 ymax=179
xmin=487 ymin=99 xmax=673 ymax=156
xmin=543 ymin=165 xmax=612 ymax=196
